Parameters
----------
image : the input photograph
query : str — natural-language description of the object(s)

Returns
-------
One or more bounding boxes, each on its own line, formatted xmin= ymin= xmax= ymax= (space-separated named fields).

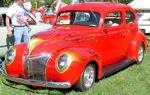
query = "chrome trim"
xmin=44 ymin=27 xmax=138 ymax=45
xmin=84 ymin=65 xmax=95 ymax=88
xmin=60 ymin=38 xmax=95 ymax=44
xmin=0 ymin=67 xmax=71 ymax=88
xmin=138 ymin=45 xmax=144 ymax=62
xmin=23 ymin=53 xmax=51 ymax=81
xmin=56 ymin=54 xmax=70 ymax=72
xmin=100 ymin=27 xmax=138 ymax=36
xmin=28 ymin=55 xmax=51 ymax=60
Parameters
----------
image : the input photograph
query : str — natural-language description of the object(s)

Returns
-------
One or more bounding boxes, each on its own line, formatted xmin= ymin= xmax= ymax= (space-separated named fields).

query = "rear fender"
xmin=127 ymin=32 xmax=147 ymax=61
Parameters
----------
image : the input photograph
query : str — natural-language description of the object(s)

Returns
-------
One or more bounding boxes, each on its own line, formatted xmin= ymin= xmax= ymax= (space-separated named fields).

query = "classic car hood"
xmin=28 ymin=26 xmax=97 ymax=55
xmin=32 ymin=26 xmax=97 ymax=41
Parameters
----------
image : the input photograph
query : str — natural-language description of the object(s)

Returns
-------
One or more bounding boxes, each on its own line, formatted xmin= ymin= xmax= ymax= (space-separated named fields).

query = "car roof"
xmin=59 ymin=2 xmax=133 ymax=14
xmin=0 ymin=7 xmax=8 ymax=14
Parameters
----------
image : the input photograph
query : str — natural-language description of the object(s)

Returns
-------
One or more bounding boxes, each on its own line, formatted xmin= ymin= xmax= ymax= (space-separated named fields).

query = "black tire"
xmin=137 ymin=43 xmax=145 ymax=64
xmin=74 ymin=64 xmax=96 ymax=92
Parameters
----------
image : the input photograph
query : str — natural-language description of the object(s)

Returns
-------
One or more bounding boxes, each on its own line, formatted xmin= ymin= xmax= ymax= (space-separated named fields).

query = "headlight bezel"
xmin=56 ymin=53 xmax=70 ymax=73
xmin=5 ymin=49 xmax=16 ymax=65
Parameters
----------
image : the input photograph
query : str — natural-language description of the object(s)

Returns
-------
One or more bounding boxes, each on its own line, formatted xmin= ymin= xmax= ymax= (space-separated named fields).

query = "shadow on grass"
xmin=2 ymin=79 xmax=75 ymax=95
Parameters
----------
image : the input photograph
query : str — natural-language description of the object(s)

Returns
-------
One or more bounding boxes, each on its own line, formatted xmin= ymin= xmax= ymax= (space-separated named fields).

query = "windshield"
xmin=56 ymin=11 xmax=100 ymax=27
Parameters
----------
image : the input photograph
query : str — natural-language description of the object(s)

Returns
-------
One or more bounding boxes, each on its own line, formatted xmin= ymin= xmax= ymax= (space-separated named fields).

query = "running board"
xmin=102 ymin=57 xmax=135 ymax=77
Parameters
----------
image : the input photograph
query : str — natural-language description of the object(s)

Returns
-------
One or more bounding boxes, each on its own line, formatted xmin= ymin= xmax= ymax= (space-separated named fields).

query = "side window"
xmin=104 ymin=12 xmax=122 ymax=27
xmin=125 ymin=11 xmax=135 ymax=24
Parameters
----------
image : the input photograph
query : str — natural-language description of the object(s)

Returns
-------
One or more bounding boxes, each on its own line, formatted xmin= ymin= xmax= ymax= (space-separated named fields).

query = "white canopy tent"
xmin=71 ymin=0 xmax=87 ymax=4
xmin=128 ymin=0 xmax=150 ymax=10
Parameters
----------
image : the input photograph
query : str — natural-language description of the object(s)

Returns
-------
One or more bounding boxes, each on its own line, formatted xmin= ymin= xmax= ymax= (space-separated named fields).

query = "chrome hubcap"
xmin=83 ymin=66 xmax=95 ymax=88
xmin=138 ymin=45 xmax=144 ymax=62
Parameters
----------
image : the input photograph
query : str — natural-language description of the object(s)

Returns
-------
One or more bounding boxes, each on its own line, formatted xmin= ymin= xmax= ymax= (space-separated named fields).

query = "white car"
xmin=0 ymin=7 xmax=51 ymax=57
xmin=137 ymin=13 xmax=150 ymax=34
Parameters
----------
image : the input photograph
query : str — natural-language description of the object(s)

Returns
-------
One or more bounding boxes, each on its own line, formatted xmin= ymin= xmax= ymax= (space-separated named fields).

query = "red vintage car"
xmin=0 ymin=2 xmax=148 ymax=91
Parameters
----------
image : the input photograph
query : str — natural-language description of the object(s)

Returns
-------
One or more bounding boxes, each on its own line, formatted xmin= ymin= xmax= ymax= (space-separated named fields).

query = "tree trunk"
xmin=0 ymin=0 xmax=3 ymax=7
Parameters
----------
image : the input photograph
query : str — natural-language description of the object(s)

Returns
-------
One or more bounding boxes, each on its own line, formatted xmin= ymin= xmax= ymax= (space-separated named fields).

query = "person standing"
xmin=35 ymin=9 xmax=42 ymax=22
xmin=23 ymin=0 xmax=31 ymax=12
xmin=23 ymin=0 xmax=32 ymax=31
xmin=6 ymin=0 xmax=30 ymax=45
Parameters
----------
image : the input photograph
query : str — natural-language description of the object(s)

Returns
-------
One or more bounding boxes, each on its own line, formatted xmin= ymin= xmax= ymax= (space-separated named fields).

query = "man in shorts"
xmin=6 ymin=0 xmax=30 ymax=45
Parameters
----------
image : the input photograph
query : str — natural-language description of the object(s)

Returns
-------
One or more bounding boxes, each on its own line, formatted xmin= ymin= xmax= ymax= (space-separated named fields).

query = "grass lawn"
xmin=0 ymin=36 xmax=150 ymax=95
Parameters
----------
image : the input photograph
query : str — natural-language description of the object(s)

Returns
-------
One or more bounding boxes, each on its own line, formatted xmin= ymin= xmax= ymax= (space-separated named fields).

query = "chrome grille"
xmin=23 ymin=54 xmax=51 ymax=81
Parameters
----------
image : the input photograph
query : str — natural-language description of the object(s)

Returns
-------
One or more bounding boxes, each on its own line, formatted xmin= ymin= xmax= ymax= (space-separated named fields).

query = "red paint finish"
xmin=4 ymin=2 xmax=147 ymax=87
xmin=5 ymin=43 xmax=28 ymax=78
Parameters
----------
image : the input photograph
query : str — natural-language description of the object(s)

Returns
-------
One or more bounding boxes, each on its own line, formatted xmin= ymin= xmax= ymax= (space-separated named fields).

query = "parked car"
xmin=0 ymin=7 xmax=51 ymax=57
xmin=0 ymin=3 xmax=147 ymax=91
xmin=137 ymin=13 xmax=150 ymax=34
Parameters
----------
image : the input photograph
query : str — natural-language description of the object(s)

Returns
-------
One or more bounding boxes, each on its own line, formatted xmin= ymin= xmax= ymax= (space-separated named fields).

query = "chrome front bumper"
xmin=0 ymin=67 xmax=71 ymax=88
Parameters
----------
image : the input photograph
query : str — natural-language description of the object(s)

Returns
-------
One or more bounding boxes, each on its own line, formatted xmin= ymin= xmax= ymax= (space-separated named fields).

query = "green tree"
xmin=1 ymin=0 xmax=14 ymax=7
xmin=63 ymin=0 xmax=72 ymax=4
xmin=118 ymin=0 xmax=133 ymax=4
xmin=0 ymin=0 xmax=134 ymax=7
xmin=30 ymin=0 xmax=45 ymax=8
xmin=44 ymin=0 xmax=55 ymax=8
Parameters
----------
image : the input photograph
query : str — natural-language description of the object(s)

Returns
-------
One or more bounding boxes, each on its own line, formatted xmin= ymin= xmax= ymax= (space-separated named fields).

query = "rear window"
xmin=104 ymin=12 xmax=122 ymax=27
xmin=125 ymin=11 xmax=135 ymax=24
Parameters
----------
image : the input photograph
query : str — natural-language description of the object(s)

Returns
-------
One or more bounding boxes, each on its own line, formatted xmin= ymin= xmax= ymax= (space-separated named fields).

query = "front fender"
xmin=126 ymin=32 xmax=147 ymax=61
xmin=5 ymin=43 xmax=28 ymax=78
xmin=46 ymin=47 xmax=102 ymax=85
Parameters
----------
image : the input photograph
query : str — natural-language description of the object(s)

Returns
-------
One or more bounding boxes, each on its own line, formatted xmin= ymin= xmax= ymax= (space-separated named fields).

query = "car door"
xmin=98 ymin=12 xmax=127 ymax=66
xmin=124 ymin=11 xmax=138 ymax=49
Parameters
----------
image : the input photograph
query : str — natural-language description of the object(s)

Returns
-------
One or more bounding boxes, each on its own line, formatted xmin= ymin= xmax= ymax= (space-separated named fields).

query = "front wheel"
xmin=74 ymin=64 xmax=96 ymax=92
xmin=137 ymin=43 xmax=145 ymax=64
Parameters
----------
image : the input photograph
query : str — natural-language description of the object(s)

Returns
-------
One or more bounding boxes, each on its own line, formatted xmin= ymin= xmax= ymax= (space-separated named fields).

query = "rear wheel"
xmin=74 ymin=64 xmax=96 ymax=92
xmin=137 ymin=43 xmax=145 ymax=64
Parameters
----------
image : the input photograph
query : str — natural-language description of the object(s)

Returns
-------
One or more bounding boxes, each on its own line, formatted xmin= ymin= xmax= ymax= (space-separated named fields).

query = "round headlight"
xmin=56 ymin=54 xmax=70 ymax=72
xmin=5 ymin=49 xmax=15 ymax=65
